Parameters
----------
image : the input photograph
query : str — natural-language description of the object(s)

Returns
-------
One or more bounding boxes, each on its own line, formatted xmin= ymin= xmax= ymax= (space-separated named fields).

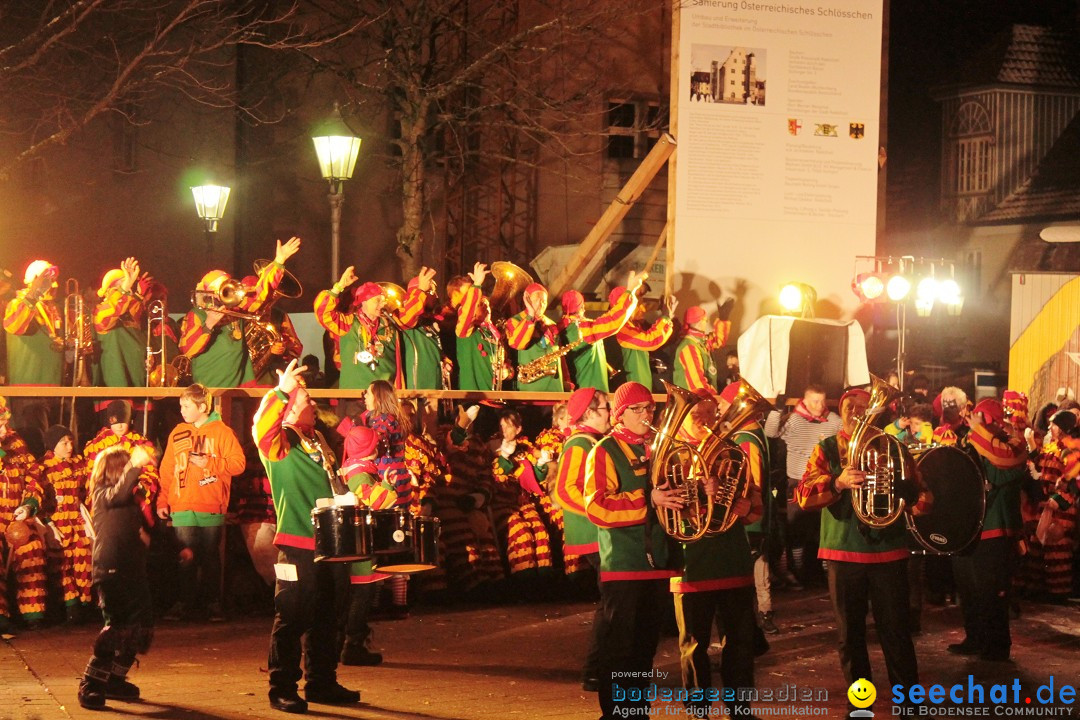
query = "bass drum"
xmin=907 ymin=445 xmax=986 ymax=554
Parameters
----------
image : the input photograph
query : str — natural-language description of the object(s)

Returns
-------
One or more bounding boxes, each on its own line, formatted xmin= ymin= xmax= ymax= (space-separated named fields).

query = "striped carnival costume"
xmin=584 ymin=382 xmax=679 ymax=720
xmin=796 ymin=389 xmax=928 ymax=710
xmin=611 ymin=286 xmax=674 ymax=390
xmin=505 ymin=283 xmax=563 ymax=393
xmin=254 ymin=367 xmax=360 ymax=714
xmin=558 ymin=282 xmax=638 ymax=393
xmin=403 ymin=431 xmax=453 ymax=593
xmin=442 ymin=415 xmax=506 ymax=592
xmin=82 ymin=402 xmax=161 ymax=533
xmin=448 ymin=266 xmax=501 ymax=391
xmin=532 ymin=426 xmax=585 ymax=575
xmin=41 ymin=425 xmax=94 ymax=616
xmin=490 ymin=412 xmax=554 ymax=576
xmin=672 ymin=305 xmax=729 ymax=395
xmin=3 ymin=260 xmax=64 ymax=386
xmin=0 ymin=410 xmax=49 ymax=629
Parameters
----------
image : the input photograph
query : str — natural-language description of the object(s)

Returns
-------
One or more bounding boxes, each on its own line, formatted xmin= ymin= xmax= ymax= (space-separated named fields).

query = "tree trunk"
xmin=395 ymin=135 xmax=425 ymax=281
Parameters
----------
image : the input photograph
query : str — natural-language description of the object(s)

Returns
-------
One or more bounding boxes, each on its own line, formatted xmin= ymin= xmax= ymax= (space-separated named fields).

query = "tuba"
xmin=647 ymin=381 xmax=713 ymax=542
xmin=244 ymin=260 xmax=303 ymax=379
xmin=485 ymin=262 xmax=533 ymax=391
xmin=849 ymin=374 xmax=919 ymax=528
xmin=697 ymin=379 xmax=774 ymax=535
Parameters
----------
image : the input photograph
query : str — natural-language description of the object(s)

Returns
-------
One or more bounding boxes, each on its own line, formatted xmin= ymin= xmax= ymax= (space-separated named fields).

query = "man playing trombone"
xmin=180 ymin=237 xmax=301 ymax=388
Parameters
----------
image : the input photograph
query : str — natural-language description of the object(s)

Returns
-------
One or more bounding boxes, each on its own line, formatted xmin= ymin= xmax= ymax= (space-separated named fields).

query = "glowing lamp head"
xmin=916 ymin=277 xmax=938 ymax=301
xmin=853 ymin=273 xmax=885 ymax=302
xmin=938 ymin=278 xmax=961 ymax=304
xmin=886 ymin=274 xmax=911 ymax=301
xmin=779 ymin=284 xmax=804 ymax=313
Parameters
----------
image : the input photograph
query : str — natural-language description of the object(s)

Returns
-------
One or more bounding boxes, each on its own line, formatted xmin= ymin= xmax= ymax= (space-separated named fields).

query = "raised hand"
xmin=664 ymin=295 xmax=679 ymax=318
xmin=337 ymin=266 xmax=358 ymax=290
xmin=417 ymin=266 xmax=437 ymax=293
xmin=121 ymin=257 xmax=140 ymax=291
xmin=468 ymin=262 xmax=489 ymax=287
xmin=626 ymin=270 xmax=649 ymax=295
xmin=274 ymin=236 xmax=302 ymax=265
xmin=276 ymin=357 xmax=304 ymax=395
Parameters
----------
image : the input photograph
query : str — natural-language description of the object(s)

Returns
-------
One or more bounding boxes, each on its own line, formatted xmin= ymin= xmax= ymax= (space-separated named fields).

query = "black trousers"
xmin=88 ymin=573 xmax=154 ymax=677
xmin=267 ymin=547 xmax=345 ymax=694
xmin=952 ymin=536 xmax=1013 ymax=655
xmin=827 ymin=559 xmax=918 ymax=691
xmin=597 ymin=578 xmax=667 ymax=720
xmin=337 ymin=579 xmax=377 ymax=653
xmin=673 ymin=586 xmax=756 ymax=717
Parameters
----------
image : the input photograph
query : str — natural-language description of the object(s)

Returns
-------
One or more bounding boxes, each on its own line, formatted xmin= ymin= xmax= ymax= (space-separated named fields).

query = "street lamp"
xmin=312 ymin=104 xmax=362 ymax=282
xmin=191 ymin=184 xmax=231 ymax=264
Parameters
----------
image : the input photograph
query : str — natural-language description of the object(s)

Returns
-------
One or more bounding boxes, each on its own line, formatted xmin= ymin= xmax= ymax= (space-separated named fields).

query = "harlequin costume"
xmin=673 ymin=306 xmax=730 ymax=394
xmin=82 ymin=404 xmax=161 ymax=531
xmin=491 ymin=432 xmax=553 ymax=575
xmin=315 ymin=281 xmax=411 ymax=389
xmin=583 ymin=381 xmax=677 ymax=720
xmin=40 ymin=426 xmax=93 ymax=613
xmin=795 ymin=388 xmax=925 ymax=693
xmin=558 ymin=287 xmax=637 ymax=393
xmin=505 ymin=283 xmax=563 ymax=392
xmin=397 ymin=277 xmax=445 ymax=389
xmin=1021 ymin=411 xmax=1077 ymax=600
xmin=0 ymin=402 xmax=48 ymax=627
xmin=611 ymin=286 xmax=673 ymax=390
xmin=3 ymin=260 xmax=64 ymax=386
xmin=180 ymin=262 xmax=285 ymax=387
xmin=93 ymin=268 xmax=149 ymax=387
xmin=253 ymin=387 xmax=357 ymax=710
xmin=670 ymin=405 xmax=763 ymax=719
xmin=532 ymin=426 xmax=584 ymax=574
xmin=403 ymin=431 xmax=452 ymax=592
xmin=450 ymin=281 xmax=500 ymax=391
xmin=442 ymin=424 xmax=506 ymax=591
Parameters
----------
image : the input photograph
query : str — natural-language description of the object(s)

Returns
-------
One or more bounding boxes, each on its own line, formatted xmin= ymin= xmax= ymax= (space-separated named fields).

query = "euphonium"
xmin=698 ymin=379 xmax=774 ymax=535
xmin=648 ymin=381 xmax=713 ymax=542
xmin=849 ymin=374 xmax=918 ymax=528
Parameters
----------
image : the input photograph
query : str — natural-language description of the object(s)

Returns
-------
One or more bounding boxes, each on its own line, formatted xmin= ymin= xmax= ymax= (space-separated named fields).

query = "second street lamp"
xmin=191 ymin=184 xmax=231 ymax=265
xmin=312 ymin=104 xmax=362 ymax=283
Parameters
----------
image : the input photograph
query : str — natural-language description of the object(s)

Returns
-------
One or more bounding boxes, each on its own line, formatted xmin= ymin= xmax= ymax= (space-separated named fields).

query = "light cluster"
xmin=851 ymin=256 xmax=963 ymax=317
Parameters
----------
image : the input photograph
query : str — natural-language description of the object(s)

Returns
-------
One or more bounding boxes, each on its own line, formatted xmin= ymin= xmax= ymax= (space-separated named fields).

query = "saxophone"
xmin=849 ymin=374 xmax=918 ymax=528
xmin=647 ymin=381 xmax=713 ymax=542
xmin=696 ymin=379 xmax=774 ymax=535
xmin=517 ymin=339 xmax=580 ymax=385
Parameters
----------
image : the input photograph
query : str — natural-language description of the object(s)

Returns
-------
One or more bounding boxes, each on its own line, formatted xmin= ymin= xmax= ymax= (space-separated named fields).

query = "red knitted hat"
xmin=973 ymin=398 xmax=1004 ymax=427
xmin=612 ymin=381 xmax=653 ymax=423
xmin=352 ymin=282 xmax=383 ymax=307
xmin=608 ymin=286 xmax=627 ymax=306
xmin=524 ymin=283 xmax=547 ymax=298
xmin=1002 ymin=390 xmax=1028 ymax=421
xmin=345 ymin=426 xmax=379 ymax=461
xmin=684 ymin=306 xmax=706 ymax=326
xmin=839 ymin=388 xmax=871 ymax=413
xmin=719 ymin=381 xmax=741 ymax=405
xmin=567 ymin=387 xmax=598 ymax=425
xmin=561 ymin=290 xmax=584 ymax=315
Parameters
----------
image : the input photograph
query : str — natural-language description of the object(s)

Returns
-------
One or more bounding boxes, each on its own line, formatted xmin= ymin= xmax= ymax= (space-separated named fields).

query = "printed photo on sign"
xmin=688 ymin=44 xmax=767 ymax=105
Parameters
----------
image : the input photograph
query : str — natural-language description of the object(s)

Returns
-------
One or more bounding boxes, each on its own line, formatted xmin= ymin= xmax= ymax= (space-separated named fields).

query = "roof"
xmin=953 ymin=24 xmax=1080 ymax=89
xmin=981 ymin=111 xmax=1080 ymax=223
xmin=1008 ymin=239 xmax=1080 ymax=273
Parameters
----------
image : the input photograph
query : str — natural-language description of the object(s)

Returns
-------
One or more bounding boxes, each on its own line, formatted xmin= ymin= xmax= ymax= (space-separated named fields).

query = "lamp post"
xmin=191 ymin=184 xmax=231 ymax=265
xmin=312 ymin=104 xmax=362 ymax=283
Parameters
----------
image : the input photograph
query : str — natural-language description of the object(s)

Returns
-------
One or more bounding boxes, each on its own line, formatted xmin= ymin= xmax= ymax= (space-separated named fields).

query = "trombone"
xmin=61 ymin=279 xmax=93 ymax=438
xmin=191 ymin=280 xmax=263 ymax=322
xmin=145 ymin=299 xmax=191 ymax=389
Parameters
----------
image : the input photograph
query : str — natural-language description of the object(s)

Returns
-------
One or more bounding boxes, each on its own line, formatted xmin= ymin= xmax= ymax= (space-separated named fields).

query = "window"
xmin=606 ymin=99 xmax=666 ymax=160
xmin=946 ymin=101 xmax=993 ymax=196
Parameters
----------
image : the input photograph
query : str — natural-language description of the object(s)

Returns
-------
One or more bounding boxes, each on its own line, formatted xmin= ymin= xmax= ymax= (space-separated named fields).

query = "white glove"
xmin=12 ymin=505 xmax=30 ymax=522
xmin=537 ymin=449 xmax=553 ymax=466
xmin=50 ymin=523 xmax=64 ymax=546
xmin=1023 ymin=426 xmax=1036 ymax=451
xmin=499 ymin=439 xmax=517 ymax=458
xmin=333 ymin=492 xmax=359 ymax=507
xmin=465 ymin=405 xmax=480 ymax=422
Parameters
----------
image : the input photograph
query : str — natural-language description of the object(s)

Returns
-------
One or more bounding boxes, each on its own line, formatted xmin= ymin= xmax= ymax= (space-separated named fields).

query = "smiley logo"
xmin=848 ymin=678 xmax=876 ymax=708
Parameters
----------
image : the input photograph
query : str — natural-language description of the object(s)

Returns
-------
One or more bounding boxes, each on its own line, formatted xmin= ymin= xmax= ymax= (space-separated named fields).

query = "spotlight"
xmin=886 ymin=274 xmax=911 ymax=301
xmin=938 ymin=278 xmax=961 ymax=304
xmin=779 ymin=284 xmax=804 ymax=313
xmin=853 ymin=273 xmax=885 ymax=302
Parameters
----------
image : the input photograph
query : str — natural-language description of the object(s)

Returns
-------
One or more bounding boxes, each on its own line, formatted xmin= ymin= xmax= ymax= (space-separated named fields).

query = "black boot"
xmin=78 ymin=660 xmax=111 ymax=710
xmin=105 ymin=661 xmax=141 ymax=701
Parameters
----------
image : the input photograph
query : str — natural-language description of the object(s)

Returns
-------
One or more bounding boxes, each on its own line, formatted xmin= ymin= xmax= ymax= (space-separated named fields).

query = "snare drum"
xmin=311 ymin=505 xmax=373 ymax=563
xmin=372 ymin=513 xmax=441 ymax=574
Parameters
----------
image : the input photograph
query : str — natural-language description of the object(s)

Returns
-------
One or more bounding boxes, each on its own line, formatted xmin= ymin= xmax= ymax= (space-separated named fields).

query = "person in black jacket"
xmin=77 ymin=444 xmax=157 ymax=711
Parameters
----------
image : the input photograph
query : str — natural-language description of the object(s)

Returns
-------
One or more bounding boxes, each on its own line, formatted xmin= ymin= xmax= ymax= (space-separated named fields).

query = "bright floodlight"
xmin=779 ymin=284 xmax=804 ymax=313
xmin=938 ymin=278 xmax=961 ymax=304
xmin=916 ymin=277 xmax=938 ymax=302
xmin=886 ymin=274 xmax=911 ymax=301
xmin=857 ymin=274 xmax=885 ymax=301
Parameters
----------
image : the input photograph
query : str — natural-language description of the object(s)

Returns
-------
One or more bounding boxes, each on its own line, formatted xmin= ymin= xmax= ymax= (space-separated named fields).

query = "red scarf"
xmin=793 ymin=400 xmax=828 ymax=423
xmin=612 ymin=425 xmax=651 ymax=458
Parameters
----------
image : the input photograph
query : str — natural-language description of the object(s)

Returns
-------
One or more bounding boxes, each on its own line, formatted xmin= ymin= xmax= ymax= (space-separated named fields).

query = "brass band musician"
xmin=3 ymin=260 xmax=64 ymax=386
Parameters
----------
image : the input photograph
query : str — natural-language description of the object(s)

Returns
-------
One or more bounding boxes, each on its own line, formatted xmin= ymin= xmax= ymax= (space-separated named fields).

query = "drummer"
xmin=253 ymin=360 xmax=360 ymax=713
